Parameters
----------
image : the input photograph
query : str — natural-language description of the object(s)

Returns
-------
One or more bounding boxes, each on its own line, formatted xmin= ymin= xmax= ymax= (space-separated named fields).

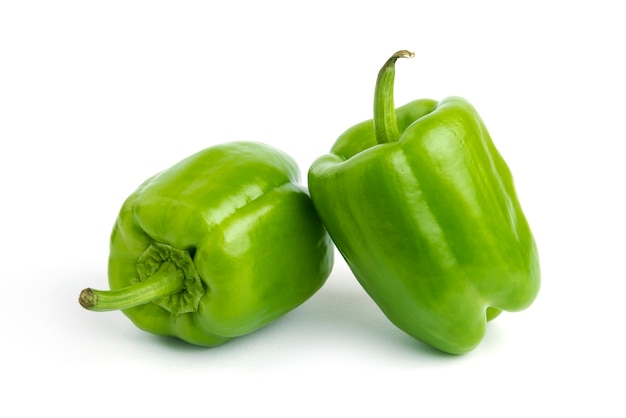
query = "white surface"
xmin=2 ymin=1 xmax=624 ymax=416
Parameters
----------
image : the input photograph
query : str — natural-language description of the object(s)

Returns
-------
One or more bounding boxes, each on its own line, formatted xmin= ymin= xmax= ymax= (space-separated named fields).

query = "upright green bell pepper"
xmin=308 ymin=51 xmax=540 ymax=354
xmin=79 ymin=141 xmax=333 ymax=346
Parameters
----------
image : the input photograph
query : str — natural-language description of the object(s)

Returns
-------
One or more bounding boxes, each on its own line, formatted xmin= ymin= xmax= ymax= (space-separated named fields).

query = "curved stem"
xmin=373 ymin=50 xmax=414 ymax=144
xmin=79 ymin=262 xmax=184 ymax=312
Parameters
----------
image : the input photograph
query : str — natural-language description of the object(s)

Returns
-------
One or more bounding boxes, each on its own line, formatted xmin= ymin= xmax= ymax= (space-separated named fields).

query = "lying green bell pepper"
xmin=308 ymin=51 xmax=540 ymax=354
xmin=80 ymin=141 xmax=333 ymax=346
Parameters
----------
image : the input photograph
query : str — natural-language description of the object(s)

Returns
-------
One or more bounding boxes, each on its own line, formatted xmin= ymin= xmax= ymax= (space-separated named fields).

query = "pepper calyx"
xmin=136 ymin=242 xmax=204 ymax=316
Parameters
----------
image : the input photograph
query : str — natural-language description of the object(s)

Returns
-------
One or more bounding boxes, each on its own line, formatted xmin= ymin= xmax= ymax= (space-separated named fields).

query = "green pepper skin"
xmin=308 ymin=54 xmax=539 ymax=354
xmin=82 ymin=141 xmax=333 ymax=346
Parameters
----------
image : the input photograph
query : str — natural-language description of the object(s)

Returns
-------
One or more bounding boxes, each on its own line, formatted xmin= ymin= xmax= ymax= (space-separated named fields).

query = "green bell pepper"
xmin=79 ymin=141 xmax=333 ymax=346
xmin=308 ymin=51 xmax=540 ymax=354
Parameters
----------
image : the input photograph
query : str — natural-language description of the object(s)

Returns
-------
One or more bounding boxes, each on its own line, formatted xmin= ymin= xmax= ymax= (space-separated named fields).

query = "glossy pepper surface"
xmin=80 ymin=141 xmax=333 ymax=346
xmin=308 ymin=51 xmax=540 ymax=354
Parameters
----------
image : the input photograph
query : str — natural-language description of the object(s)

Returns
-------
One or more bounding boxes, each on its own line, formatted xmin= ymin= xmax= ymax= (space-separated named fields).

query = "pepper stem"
xmin=79 ymin=243 xmax=204 ymax=316
xmin=373 ymin=50 xmax=415 ymax=144
xmin=79 ymin=262 xmax=185 ymax=311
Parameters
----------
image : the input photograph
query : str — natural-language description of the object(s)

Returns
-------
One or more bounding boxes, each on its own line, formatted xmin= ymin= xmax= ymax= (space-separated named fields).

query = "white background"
xmin=2 ymin=1 xmax=624 ymax=416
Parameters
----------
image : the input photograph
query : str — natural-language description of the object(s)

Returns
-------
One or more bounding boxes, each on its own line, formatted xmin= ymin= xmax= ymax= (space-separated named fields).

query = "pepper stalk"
xmin=79 ymin=242 xmax=204 ymax=316
xmin=373 ymin=50 xmax=415 ymax=144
